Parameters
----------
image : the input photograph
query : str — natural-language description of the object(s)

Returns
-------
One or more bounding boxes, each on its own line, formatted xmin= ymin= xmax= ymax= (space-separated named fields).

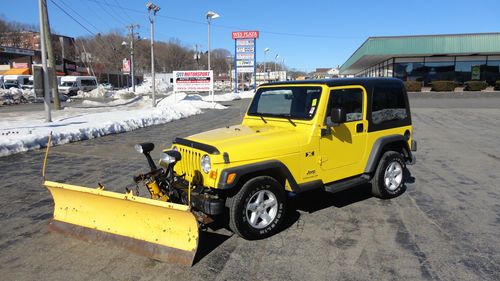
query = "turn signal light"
xmin=209 ymin=170 xmax=217 ymax=180
xmin=226 ymin=173 xmax=236 ymax=184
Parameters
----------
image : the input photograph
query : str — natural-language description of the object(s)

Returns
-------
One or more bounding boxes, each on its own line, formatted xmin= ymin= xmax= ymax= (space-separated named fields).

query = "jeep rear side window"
xmin=372 ymin=86 xmax=408 ymax=124
xmin=328 ymin=88 xmax=363 ymax=122
xmin=248 ymin=87 xmax=321 ymax=120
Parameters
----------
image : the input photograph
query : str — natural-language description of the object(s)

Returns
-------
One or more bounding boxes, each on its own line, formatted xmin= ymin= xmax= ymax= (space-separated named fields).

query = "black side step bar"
xmin=323 ymin=174 xmax=370 ymax=194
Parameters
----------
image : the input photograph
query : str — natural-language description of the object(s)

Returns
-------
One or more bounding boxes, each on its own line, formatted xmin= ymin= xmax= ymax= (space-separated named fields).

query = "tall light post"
xmin=147 ymin=2 xmax=160 ymax=107
xmin=206 ymin=11 xmax=219 ymax=104
xmin=264 ymin=47 xmax=270 ymax=82
xmin=274 ymin=54 xmax=279 ymax=80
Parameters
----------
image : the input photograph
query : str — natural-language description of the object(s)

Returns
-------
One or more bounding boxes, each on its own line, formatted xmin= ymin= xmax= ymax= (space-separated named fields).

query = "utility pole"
xmin=38 ymin=0 xmax=51 ymax=122
xmin=40 ymin=0 xmax=60 ymax=110
xmin=126 ymin=24 xmax=139 ymax=92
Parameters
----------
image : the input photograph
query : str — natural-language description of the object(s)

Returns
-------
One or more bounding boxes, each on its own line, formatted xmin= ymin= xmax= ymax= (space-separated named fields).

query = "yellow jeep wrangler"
xmin=152 ymin=78 xmax=417 ymax=240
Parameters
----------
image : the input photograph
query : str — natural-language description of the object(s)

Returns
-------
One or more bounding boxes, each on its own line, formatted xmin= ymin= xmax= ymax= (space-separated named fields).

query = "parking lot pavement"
xmin=0 ymin=97 xmax=498 ymax=281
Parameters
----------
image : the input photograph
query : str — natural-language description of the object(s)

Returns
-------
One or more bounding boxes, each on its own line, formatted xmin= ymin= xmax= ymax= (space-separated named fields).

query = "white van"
xmin=21 ymin=76 xmax=34 ymax=90
xmin=3 ymin=75 xmax=31 ymax=89
xmin=59 ymin=76 xmax=97 ymax=96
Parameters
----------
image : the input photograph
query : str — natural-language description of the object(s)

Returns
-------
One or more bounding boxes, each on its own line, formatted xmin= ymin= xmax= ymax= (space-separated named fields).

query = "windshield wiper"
xmin=271 ymin=114 xmax=296 ymax=126
xmin=259 ymin=115 xmax=267 ymax=124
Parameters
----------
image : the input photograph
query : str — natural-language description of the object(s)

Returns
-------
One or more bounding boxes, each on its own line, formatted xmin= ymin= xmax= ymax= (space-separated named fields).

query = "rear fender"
xmin=364 ymin=135 xmax=412 ymax=174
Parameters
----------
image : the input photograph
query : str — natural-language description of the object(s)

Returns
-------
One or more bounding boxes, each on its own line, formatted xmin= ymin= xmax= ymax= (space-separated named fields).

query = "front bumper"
xmin=174 ymin=179 xmax=225 ymax=216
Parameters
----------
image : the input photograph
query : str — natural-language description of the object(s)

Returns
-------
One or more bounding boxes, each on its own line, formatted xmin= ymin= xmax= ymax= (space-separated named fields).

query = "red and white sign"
xmin=232 ymin=30 xmax=259 ymax=39
xmin=122 ymin=58 xmax=130 ymax=74
xmin=12 ymin=62 xmax=28 ymax=69
xmin=173 ymin=70 xmax=213 ymax=92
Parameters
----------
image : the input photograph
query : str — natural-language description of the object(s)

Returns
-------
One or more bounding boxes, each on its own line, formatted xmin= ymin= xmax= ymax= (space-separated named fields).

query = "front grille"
xmin=176 ymin=146 xmax=202 ymax=182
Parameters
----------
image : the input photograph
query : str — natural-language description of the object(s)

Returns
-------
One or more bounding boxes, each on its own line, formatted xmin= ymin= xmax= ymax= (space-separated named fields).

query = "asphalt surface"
xmin=0 ymin=96 xmax=499 ymax=281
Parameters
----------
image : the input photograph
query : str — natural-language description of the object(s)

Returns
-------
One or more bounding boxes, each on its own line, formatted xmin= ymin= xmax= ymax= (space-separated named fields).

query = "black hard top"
xmin=259 ymin=77 xmax=404 ymax=89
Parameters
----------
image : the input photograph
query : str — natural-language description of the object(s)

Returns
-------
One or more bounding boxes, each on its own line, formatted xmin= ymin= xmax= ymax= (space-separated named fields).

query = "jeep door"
xmin=319 ymin=86 xmax=368 ymax=180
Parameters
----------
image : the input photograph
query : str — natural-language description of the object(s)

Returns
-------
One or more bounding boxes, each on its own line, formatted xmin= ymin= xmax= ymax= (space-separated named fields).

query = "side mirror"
xmin=331 ymin=108 xmax=346 ymax=124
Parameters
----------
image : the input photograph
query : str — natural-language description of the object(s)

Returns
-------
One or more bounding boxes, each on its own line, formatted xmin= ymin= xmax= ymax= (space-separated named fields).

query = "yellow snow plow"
xmin=43 ymin=180 xmax=199 ymax=265
xmin=42 ymin=139 xmax=205 ymax=266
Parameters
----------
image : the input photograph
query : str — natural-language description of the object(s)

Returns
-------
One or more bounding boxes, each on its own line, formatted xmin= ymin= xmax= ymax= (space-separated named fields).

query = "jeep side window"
xmin=371 ymin=86 xmax=407 ymax=124
xmin=328 ymin=88 xmax=363 ymax=122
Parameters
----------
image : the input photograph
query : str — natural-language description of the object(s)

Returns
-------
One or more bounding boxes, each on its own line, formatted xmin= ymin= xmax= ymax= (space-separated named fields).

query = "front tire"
xmin=226 ymin=176 xmax=287 ymax=240
xmin=371 ymin=151 xmax=406 ymax=198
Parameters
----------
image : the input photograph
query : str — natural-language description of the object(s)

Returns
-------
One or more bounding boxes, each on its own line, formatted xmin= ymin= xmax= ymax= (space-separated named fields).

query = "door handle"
xmin=356 ymin=123 xmax=364 ymax=133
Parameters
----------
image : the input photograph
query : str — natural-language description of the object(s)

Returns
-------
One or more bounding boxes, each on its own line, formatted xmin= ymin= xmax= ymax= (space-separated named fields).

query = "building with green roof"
xmin=339 ymin=33 xmax=500 ymax=85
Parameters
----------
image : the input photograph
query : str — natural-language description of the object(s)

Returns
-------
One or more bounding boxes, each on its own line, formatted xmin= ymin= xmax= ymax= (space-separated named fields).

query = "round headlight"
xmin=201 ymin=154 xmax=211 ymax=174
xmin=160 ymin=152 xmax=176 ymax=165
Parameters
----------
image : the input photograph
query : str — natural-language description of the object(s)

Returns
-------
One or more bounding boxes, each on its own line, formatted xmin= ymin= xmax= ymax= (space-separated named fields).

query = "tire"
xmin=371 ymin=151 xmax=406 ymax=199
xmin=226 ymin=176 xmax=287 ymax=240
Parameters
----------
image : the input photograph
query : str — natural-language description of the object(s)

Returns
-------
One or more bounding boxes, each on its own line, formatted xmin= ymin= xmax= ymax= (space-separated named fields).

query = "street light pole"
xmin=147 ymin=2 xmax=160 ymax=107
xmin=38 ymin=0 xmax=51 ymax=122
xmin=264 ymin=47 xmax=269 ymax=82
xmin=206 ymin=11 xmax=219 ymax=104
xmin=274 ymin=54 xmax=279 ymax=80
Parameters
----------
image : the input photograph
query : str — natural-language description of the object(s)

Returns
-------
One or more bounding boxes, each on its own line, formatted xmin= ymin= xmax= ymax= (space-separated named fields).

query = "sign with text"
xmin=238 ymin=67 xmax=254 ymax=73
xmin=232 ymin=31 xmax=259 ymax=39
xmin=236 ymin=39 xmax=254 ymax=46
xmin=173 ymin=70 xmax=213 ymax=92
xmin=236 ymin=46 xmax=254 ymax=53
xmin=237 ymin=60 xmax=254 ymax=67
xmin=237 ymin=53 xmax=254 ymax=60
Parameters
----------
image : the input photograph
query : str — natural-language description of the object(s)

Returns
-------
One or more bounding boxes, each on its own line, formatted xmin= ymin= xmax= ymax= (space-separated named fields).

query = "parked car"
xmin=59 ymin=76 xmax=97 ymax=96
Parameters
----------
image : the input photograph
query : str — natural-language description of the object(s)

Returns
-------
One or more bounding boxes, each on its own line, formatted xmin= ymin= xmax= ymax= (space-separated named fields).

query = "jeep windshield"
xmin=247 ymin=86 xmax=322 ymax=120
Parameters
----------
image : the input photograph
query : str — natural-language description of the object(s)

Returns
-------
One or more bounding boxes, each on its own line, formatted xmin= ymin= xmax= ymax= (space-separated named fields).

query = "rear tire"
xmin=371 ymin=151 xmax=406 ymax=199
xmin=226 ymin=176 xmax=287 ymax=240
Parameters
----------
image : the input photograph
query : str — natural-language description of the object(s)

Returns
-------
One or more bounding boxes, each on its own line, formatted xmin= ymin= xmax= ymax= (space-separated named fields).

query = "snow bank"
xmin=201 ymin=90 xmax=255 ymax=102
xmin=0 ymin=94 xmax=225 ymax=157
xmin=0 ymin=88 xmax=39 ymax=105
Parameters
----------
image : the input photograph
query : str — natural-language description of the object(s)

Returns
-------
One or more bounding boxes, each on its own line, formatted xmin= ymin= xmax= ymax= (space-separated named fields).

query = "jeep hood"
xmin=184 ymin=125 xmax=300 ymax=163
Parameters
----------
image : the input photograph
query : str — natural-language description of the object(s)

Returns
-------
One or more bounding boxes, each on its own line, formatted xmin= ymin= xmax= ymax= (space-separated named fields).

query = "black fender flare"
xmin=217 ymin=160 xmax=299 ymax=191
xmin=364 ymin=135 xmax=412 ymax=174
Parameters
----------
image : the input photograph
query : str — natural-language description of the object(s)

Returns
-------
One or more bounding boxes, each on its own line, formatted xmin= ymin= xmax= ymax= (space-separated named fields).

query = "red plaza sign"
xmin=232 ymin=30 xmax=259 ymax=39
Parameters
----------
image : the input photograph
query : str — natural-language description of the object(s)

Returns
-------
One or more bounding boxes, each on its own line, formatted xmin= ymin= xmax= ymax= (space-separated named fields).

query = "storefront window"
xmin=455 ymin=61 xmax=486 ymax=83
xmin=485 ymin=60 xmax=500 ymax=85
xmin=394 ymin=62 xmax=425 ymax=82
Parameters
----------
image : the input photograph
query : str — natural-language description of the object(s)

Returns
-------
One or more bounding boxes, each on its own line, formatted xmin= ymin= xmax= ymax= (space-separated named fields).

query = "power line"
xmin=82 ymin=0 xmax=364 ymax=40
xmin=57 ymin=0 xmax=101 ymax=33
xmin=49 ymin=0 xmax=118 ymax=51
xmin=113 ymin=0 xmax=134 ymax=23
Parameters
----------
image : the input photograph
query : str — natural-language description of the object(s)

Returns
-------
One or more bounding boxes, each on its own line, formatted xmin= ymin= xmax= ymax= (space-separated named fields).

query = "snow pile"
xmin=119 ymin=77 xmax=173 ymax=96
xmin=201 ymin=90 xmax=255 ymax=102
xmin=76 ymin=86 xmax=114 ymax=99
xmin=0 ymin=88 xmax=39 ymax=105
xmin=0 ymin=94 xmax=225 ymax=157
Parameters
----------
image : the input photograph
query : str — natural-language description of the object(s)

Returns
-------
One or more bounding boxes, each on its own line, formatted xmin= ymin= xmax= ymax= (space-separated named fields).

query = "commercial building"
xmin=340 ymin=33 xmax=500 ymax=85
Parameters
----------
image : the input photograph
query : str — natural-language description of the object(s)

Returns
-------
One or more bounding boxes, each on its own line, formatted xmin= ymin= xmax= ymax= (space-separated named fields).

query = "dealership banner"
xmin=173 ymin=70 xmax=213 ymax=92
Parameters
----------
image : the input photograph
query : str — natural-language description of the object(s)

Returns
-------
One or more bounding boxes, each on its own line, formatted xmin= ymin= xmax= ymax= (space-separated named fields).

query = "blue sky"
xmin=1 ymin=0 xmax=499 ymax=72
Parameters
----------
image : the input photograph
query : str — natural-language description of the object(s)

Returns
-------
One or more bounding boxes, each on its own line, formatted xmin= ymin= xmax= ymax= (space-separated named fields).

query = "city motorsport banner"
xmin=173 ymin=70 xmax=213 ymax=92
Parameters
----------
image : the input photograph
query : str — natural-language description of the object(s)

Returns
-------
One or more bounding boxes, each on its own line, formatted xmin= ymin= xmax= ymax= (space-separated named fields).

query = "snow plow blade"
xmin=43 ymin=180 xmax=198 ymax=266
